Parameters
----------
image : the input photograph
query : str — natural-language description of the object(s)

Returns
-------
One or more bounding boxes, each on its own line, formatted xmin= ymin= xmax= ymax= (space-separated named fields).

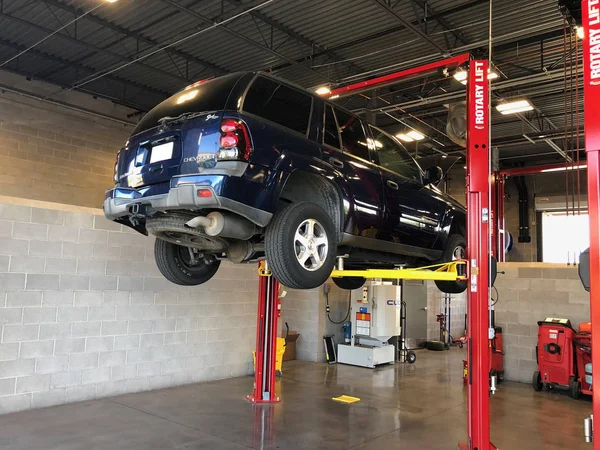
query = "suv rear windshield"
xmin=131 ymin=72 xmax=247 ymax=136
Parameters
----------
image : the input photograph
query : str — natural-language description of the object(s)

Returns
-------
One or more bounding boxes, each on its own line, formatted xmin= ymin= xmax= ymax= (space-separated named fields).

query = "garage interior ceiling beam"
xmin=157 ymin=0 xmax=333 ymax=82
xmin=370 ymin=0 xmax=447 ymax=54
xmin=41 ymin=0 xmax=229 ymax=78
xmin=0 ymin=35 xmax=169 ymax=108
xmin=224 ymin=0 xmax=365 ymax=78
xmin=0 ymin=11 xmax=190 ymax=86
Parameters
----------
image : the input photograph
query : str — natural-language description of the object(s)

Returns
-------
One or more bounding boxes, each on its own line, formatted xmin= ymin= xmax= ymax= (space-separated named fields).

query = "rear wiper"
xmin=157 ymin=111 xmax=215 ymax=126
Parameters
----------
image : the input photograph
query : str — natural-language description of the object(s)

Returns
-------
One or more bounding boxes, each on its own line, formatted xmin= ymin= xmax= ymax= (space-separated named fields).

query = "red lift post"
xmin=248 ymin=55 xmax=496 ymax=446
xmin=247 ymin=261 xmax=281 ymax=404
xmin=583 ymin=0 xmax=600 ymax=446
xmin=458 ymin=59 xmax=496 ymax=450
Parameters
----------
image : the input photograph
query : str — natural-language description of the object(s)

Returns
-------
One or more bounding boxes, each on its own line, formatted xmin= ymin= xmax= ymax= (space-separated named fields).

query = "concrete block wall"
xmin=426 ymin=282 xmax=467 ymax=341
xmin=0 ymin=72 xmax=132 ymax=209
xmin=494 ymin=263 xmax=589 ymax=383
xmin=281 ymin=284 xmax=361 ymax=362
xmin=0 ymin=200 xmax=258 ymax=414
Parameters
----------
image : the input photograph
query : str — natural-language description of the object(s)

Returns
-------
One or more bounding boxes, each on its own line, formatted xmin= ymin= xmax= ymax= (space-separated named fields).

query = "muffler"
xmin=186 ymin=211 xmax=257 ymax=240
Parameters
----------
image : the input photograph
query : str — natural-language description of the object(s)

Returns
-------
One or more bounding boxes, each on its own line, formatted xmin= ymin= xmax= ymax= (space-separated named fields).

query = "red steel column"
xmin=247 ymin=262 xmax=280 ymax=404
xmin=583 ymin=2 xmax=600 ymax=448
xmin=459 ymin=60 xmax=496 ymax=450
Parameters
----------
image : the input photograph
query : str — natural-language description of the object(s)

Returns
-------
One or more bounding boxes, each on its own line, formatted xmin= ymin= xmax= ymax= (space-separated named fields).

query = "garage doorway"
xmin=541 ymin=211 xmax=589 ymax=264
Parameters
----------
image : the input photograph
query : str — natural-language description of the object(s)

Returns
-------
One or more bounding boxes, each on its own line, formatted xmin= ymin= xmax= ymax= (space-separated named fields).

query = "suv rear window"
xmin=131 ymin=73 xmax=247 ymax=136
xmin=370 ymin=126 xmax=421 ymax=182
xmin=243 ymin=76 xmax=312 ymax=135
xmin=334 ymin=108 xmax=370 ymax=161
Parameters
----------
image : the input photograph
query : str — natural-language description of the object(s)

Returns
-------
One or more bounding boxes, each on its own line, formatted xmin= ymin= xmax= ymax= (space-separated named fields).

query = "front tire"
xmin=154 ymin=239 xmax=220 ymax=286
xmin=265 ymin=202 xmax=336 ymax=289
xmin=435 ymin=234 xmax=468 ymax=294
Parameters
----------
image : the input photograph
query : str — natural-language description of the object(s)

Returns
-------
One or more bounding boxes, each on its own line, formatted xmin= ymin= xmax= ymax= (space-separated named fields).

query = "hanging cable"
xmin=326 ymin=290 xmax=352 ymax=325
xmin=0 ymin=3 xmax=106 ymax=69
xmin=563 ymin=18 xmax=570 ymax=222
xmin=575 ymin=29 xmax=582 ymax=216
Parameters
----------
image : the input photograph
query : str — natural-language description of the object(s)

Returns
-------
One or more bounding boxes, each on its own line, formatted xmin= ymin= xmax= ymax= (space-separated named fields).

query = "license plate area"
xmin=149 ymin=142 xmax=174 ymax=164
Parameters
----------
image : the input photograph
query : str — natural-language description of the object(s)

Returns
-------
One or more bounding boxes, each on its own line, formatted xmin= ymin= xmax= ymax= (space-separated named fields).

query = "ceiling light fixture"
xmin=407 ymin=130 xmax=425 ymax=140
xmin=315 ymin=86 xmax=331 ymax=95
xmin=396 ymin=134 xmax=414 ymax=143
xmin=455 ymin=68 xmax=499 ymax=85
xmin=496 ymin=99 xmax=534 ymax=115
xmin=541 ymin=164 xmax=587 ymax=173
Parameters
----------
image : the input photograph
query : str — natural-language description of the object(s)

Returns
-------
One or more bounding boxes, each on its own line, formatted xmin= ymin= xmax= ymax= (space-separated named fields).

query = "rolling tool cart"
xmin=533 ymin=318 xmax=580 ymax=398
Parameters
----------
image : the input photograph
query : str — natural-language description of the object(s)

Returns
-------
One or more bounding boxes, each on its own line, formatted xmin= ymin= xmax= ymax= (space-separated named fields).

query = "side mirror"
xmin=424 ymin=166 xmax=444 ymax=185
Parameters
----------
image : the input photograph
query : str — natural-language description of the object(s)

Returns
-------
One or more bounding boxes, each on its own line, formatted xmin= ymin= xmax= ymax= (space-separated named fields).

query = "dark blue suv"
xmin=104 ymin=72 xmax=466 ymax=293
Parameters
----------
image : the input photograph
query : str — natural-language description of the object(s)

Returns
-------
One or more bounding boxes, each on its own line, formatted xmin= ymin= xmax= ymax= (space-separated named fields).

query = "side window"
xmin=243 ymin=76 xmax=312 ymax=135
xmin=323 ymin=105 xmax=340 ymax=148
xmin=334 ymin=108 xmax=370 ymax=161
xmin=370 ymin=127 xmax=421 ymax=182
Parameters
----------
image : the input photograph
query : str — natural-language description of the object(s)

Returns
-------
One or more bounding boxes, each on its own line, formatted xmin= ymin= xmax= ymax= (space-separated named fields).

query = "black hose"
xmin=326 ymin=290 xmax=352 ymax=325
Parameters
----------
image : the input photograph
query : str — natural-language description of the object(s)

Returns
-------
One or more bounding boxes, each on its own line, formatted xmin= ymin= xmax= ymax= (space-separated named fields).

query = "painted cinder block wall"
xmin=0 ymin=201 xmax=258 ymax=414
xmin=494 ymin=263 xmax=589 ymax=383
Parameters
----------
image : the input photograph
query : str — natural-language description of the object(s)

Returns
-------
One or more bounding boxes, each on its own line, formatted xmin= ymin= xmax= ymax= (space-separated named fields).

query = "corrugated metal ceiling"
xmin=0 ymin=0 xmax=580 ymax=165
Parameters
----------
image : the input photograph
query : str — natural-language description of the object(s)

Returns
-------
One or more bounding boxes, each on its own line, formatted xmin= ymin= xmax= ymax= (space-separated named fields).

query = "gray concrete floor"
xmin=0 ymin=349 xmax=591 ymax=449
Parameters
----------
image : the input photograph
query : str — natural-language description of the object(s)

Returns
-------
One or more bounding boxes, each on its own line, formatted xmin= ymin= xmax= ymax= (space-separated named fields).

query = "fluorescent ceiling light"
xmin=541 ymin=164 xmax=587 ymax=173
xmin=105 ymin=0 xmax=118 ymax=2
xmin=407 ymin=130 xmax=425 ymax=140
xmin=496 ymin=99 xmax=534 ymax=115
xmin=441 ymin=155 xmax=448 ymax=159
xmin=577 ymin=27 xmax=585 ymax=39
xmin=396 ymin=133 xmax=414 ymax=142
xmin=455 ymin=68 xmax=499 ymax=84
xmin=315 ymin=86 xmax=331 ymax=95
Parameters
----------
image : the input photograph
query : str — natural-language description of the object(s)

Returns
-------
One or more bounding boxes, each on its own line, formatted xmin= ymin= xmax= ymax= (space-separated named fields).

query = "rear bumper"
xmin=104 ymin=175 xmax=273 ymax=227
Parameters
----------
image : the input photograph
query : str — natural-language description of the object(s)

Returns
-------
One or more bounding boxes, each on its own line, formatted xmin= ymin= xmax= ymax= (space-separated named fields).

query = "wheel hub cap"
xmin=294 ymin=218 xmax=328 ymax=271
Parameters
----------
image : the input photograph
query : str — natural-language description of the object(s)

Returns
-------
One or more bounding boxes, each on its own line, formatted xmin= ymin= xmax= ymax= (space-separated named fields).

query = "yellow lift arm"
xmin=330 ymin=260 xmax=467 ymax=281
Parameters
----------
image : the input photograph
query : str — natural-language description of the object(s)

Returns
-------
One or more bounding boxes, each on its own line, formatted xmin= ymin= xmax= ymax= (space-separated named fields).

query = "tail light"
xmin=113 ymin=149 xmax=122 ymax=184
xmin=218 ymin=118 xmax=252 ymax=161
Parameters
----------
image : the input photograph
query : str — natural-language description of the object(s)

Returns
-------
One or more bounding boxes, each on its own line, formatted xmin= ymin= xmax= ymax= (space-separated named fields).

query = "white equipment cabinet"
xmin=337 ymin=282 xmax=401 ymax=369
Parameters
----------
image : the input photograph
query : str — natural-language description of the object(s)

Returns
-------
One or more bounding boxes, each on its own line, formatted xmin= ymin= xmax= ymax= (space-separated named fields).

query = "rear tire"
xmin=265 ymin=202 xmax=336 ymax=289
xmin=332 ymin=276 xmax=366 ymax=290
xmin=435 ymin=234 xmax=468 ymax=294
xmin=532 ymin=371 xmax=543 ymax=391
xmin=406 ymin=351 xmax=417 ymax=364
xmin=154 ymin=239 xmax=220 ymax=286
xmin=426 ymin=340 xmax=446 ymax=351
xmin=569 ymin=377 xmax=582 ymax=399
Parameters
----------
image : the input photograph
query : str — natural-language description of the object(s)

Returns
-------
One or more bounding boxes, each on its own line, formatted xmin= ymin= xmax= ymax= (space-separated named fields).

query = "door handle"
xmin=387 ymin=180 xmax=399 ymax=190
xmin=149 ymin=165 xmax=163 ymax=173
xmin=420 ymin=307 xmax=428 ymax=311
xmin=329 ymin=157 xmax=344 ymax=169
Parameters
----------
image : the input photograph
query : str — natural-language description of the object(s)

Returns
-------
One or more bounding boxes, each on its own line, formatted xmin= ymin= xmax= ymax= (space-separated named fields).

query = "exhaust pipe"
xmin=186 ymin=211 xmax=257 ymax=240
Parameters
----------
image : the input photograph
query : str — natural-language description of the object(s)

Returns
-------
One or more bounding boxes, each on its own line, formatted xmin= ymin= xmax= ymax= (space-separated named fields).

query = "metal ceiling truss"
xmin=225 ymin=0 xmax=364 ymax=78
xmin=157 ymin=0 xmax=333 ymax=82
xmin=0 ymin=36 xmax=168 ymax=107
xmin=40 ymin=0 xmax=229 ymax=78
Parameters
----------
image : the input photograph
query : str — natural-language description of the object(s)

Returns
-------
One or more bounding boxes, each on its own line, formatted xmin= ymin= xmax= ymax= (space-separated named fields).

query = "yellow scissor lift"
xmin=330 ymin=257 xmax=468 ymax=365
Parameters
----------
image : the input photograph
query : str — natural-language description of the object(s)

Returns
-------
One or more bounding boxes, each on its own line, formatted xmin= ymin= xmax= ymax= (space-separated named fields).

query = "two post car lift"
xmin=247 ymin=4 xmax=600 ymax=445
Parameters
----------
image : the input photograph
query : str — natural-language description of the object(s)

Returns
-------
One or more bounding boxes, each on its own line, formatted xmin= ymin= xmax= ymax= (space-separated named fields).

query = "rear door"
xmin=370 ymin=126 xmax=444 ymax=250
xmin=116 ymin=73 xmax=250 ymax=188
xmin=331 ymin=108 xmax=384 ymax=238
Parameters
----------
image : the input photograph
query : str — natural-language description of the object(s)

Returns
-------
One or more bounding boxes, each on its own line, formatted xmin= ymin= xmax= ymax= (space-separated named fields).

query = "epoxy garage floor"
xmin=0 ymin=350 xmax=590 ymax=450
